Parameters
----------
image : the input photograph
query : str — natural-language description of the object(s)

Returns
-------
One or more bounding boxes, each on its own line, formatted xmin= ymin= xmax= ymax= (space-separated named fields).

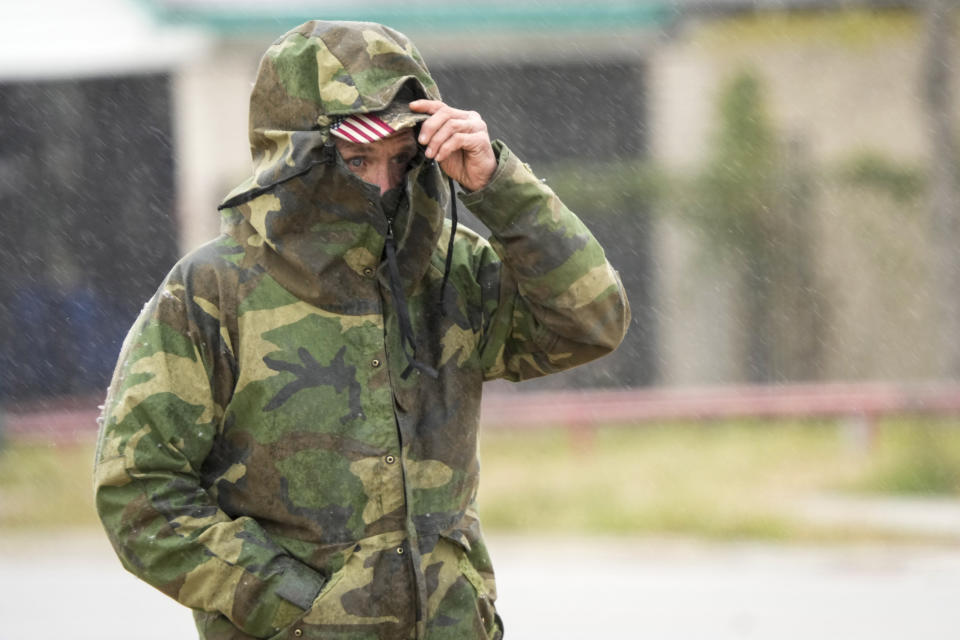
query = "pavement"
xmin=795 ymin=493 xmax=960 ymax=537
xmin=2 ymin=530 xmax=960 ymax=640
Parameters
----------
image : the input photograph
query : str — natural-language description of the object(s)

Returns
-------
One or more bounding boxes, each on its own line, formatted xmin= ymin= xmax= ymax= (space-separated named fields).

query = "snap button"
xmin=371 ymin=358 xmax=381 ymax=368
xmin=294 ymin=630 xmax=302 ymax=638
xmin=384 ymin=455 xmax=396 ymax=464
xmin=396 ymin=546 xmax=405 ymax=555
xmin=362 ymin=267 xmax=374 ymax=277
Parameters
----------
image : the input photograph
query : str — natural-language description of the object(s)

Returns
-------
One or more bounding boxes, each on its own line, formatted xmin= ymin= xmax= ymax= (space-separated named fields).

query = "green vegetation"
xmin=835 ymin=151 xmax=926 ymax=204
xmin=681 ymin=69 xmax=824 ymax=383
xmin=479 ymin=420 xmax=837 ymax=540
xmin=691 ymin=69 xmax=779 ymax=262
xmin=476 ymin=418 xmax=960 ymax=542
xmin=852 ymin=419 xmax=960 ymax=495
xmin=2 ymin=418 xmax=959 ymax=542
xmin=0 ymin=442 xmax=98 ymax=529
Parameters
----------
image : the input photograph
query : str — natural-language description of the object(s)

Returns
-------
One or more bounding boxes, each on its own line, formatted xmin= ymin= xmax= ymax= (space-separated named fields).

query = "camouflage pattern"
xmin=94 ymin=20 xmax=629 ymax=640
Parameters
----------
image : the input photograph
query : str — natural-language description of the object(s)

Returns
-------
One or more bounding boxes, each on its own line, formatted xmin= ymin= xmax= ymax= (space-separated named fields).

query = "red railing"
xmin=2 ymin=395 xmax=102 ymax=445
xmin=480 ymin=382 xmax=960 ymax=428
xmin=4 ymin=382 xmax=960 ymax=447
xmin=478 ymin=382 xmax=960 ymax=450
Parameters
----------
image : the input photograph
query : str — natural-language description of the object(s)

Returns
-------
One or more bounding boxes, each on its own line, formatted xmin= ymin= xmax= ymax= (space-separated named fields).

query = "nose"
xmin=371 ymin=163 xmax=399 ymax=195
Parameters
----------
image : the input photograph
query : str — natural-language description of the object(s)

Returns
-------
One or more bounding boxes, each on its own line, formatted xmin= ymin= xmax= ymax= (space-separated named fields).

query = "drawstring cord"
xmin=440 ymin=177 xmax=458 ymax=317
xmin=384 ymin=216 xmax=438 ymax=380
xmin=383 ymin=175 xmax=458 ymax=380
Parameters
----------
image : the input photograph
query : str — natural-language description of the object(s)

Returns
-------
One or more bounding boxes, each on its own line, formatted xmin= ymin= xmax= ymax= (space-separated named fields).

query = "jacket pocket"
xmin=194 ymin=610 xmax=262 ymax=640
xmin=265 ymin=544 xmax=356 ymax=640
xmin=435 ymin=533 xmax=502 ymax=640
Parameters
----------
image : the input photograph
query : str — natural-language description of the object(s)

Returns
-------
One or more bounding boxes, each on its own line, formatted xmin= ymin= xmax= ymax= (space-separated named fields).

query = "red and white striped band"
xmin=330 ymin=113 xmax=397 ymax=144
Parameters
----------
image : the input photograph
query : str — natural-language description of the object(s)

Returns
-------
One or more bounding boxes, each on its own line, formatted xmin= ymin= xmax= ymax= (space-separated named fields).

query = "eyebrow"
xmin=342 ymin=144 xmax=418 ymax=156
xmin=337 ymin=142 xmax=370 ymax=154
xmin=335 ymin=136 xmax=418 ymax=157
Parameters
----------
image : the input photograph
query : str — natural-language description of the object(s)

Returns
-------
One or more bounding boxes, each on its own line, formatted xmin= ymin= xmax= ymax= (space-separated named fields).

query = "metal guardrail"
xmin=480 ymin=382 xmax=960 ymax=426
xmin=4 ymin=382 xmax=960 ymax=446
xmin=479 ymin=382 xmax=960 ymax=449
xmin=3 ymin=396 xmax=102 ymax=445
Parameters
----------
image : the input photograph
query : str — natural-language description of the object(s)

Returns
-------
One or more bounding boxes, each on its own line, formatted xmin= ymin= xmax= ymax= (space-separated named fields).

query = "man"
xmin=94 ymin=20 xmax=629 ymax=640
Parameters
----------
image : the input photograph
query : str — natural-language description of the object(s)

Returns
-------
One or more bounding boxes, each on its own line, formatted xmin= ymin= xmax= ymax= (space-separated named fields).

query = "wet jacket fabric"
xmin=94 ymin=20 xmax=629 ymax=640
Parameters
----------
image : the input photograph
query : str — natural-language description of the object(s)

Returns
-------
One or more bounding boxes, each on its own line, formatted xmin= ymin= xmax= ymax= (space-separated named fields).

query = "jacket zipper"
xmin=382 ymin=212 xmax=429 ymax=638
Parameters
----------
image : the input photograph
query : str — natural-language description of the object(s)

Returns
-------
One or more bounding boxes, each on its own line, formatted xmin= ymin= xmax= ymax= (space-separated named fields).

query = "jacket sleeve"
xmin=93 ymin=267 xmax=324 ymax=638
xmin=460 ymin=141 xmax=631 ymax=381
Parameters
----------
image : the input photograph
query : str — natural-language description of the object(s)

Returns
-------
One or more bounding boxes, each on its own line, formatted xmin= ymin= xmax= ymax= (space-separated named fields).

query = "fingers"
xmin=409 ymin=100 xmax=488 ymax=160
xmin=409 ymin=99 xmax=496 ymax=191
xmin=428 ymin=117 xmax=488 ymax=163
xmin=408 ymin=98 xmax=443 ymax=115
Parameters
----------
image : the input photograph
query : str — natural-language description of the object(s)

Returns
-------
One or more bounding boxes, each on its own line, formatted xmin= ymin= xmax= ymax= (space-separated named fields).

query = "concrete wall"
xmin=172 ymin=40 xmax=263 ymax=251
xmin=648 ymin=10 xmax=957 ymax=384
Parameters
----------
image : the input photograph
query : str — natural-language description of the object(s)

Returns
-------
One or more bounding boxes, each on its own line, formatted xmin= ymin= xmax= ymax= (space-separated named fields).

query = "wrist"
xmin=458 ymin=141 xmax=506 ymax=196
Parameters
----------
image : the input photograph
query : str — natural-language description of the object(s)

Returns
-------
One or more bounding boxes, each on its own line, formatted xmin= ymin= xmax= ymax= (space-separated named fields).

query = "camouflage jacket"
xmin=94 ymin=20 xmax=629 ymax=640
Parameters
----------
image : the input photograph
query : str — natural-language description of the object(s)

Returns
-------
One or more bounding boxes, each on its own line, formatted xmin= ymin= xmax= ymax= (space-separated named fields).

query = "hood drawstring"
xmin=440 ymin=177 xmax=459 ymax=316
xmin=383 ymin=176 xmax=458 ymax=380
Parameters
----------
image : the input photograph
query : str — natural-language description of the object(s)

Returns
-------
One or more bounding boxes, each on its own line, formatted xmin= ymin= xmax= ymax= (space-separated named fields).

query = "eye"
xmin=346 ymin=156 xmax=365 ymax=168
xmin=392 ymin=152 xmax=414 ymax=166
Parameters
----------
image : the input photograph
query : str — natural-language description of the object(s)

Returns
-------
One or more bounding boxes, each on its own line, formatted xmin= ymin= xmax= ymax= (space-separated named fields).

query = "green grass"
xmin=477 ymin=420 xmax=852 ymax=540
xmin=849 ymin=418 xmax=960 ymax=495
xmin=2 ymin=417 xmax=959 ymax=541
xmin=0 ymin=442 xmax=100 ymax=529
xmin=476 ymin=418 xmax=960 ymax=542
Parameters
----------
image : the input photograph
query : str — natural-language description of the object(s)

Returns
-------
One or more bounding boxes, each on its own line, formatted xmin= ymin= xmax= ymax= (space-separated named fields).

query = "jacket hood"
xmin=223 ymin=20 xmax=442 ymax=204
xmin=217 ymin=21 xmax=450 ymax=312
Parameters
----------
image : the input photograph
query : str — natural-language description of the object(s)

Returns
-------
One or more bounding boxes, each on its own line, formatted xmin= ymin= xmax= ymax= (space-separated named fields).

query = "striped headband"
xmin=330 ymin=113 xmax=398 ymax=144
xmin=329 ymin=96 xmax=428 ymax=144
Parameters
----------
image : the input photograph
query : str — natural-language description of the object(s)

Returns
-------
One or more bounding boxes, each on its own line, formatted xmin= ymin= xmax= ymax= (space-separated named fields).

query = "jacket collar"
xmin=220 ymin=147 xmax=448 ymax=310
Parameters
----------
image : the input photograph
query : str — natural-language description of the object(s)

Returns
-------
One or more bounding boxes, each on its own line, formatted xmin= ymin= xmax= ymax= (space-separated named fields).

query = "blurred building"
xmin=0 ymin=0 xmax=951 ymax=401
xmin=648 ymin=0 xmax=953 ymax=384
xmin=0 ymin=0 xmax=207 ymax=400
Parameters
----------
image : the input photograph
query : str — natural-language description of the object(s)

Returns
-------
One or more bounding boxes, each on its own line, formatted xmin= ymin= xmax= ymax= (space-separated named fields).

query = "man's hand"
xmin=409 ymin=99 xmax=496 ymax=192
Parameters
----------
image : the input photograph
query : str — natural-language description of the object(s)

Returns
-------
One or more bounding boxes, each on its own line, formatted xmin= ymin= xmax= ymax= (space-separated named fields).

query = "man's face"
xmin=334 ymin=128 xmax=419 ymax=195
